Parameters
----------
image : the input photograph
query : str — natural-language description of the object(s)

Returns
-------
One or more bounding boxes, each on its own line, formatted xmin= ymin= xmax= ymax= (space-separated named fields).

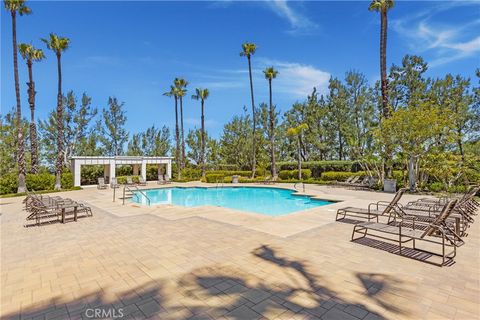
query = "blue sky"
xmin=1 ymin=1 xmax=479 ymax=139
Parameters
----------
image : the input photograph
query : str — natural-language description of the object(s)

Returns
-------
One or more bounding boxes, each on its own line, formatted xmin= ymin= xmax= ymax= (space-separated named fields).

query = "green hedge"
xmin=278 ymin=169 xmax=312 ymax=180
xmin=205 ymin=174 xmax=225 ymax=183
xmin=181 ymin=168 xmax=202 ymax=180
xmin=116 ymin=175 xmax=140 ymax=184
xmin=208 ymin=170 xmax=252 ymax=177
xmin=275 ymin=161 xmax=360 ymax=178
xmin=0 ymin=172 xmax=74 ymax=195
xmin=320 ymin=171 xmax=365 ymax=181
xmin=205 ymin=164 xmax=239 ymax=171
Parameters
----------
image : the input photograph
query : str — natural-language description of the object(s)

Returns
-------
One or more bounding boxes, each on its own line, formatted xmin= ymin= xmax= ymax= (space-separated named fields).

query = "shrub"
xmin=116 ymin=176 xmax=126 ymax=184
xmin=205 ymin=174 xmax=225 ymax=183
xmin=26 ymin=173 xmax=55 ymax=191
xmin=146 ymin=165 xmax=164 ymax=181
xmin=181 ymin=168 xmax=201 ymax=180
xmin=80 ymin=165 xmax=104 ymax=185
xmin=0 ymin=173 xmax=18 ymax=195
xmin=275 ymin=161 xmax=359 ymax=178
xmin=447 ymin=185 xmax=467 ymax=194
xmin=61 ymin=172 xmax=74 ymax=189
xmin=429 ymin=182 xmax=445 ymax=192
xmin=392 ymin=170 xmax=406 ymax=188
xmin=115 ymin=176 xmax=141 ymax=184
xmin=236 ymin=176 xmax=268 ymax=183
xmin=320 ymin=171 xmax=363 ymax=181
xmin=208 ymin=170 xmax=252 ymax=177
xmin=278 ymin=169 xmax=312 ymax=180
xmin=116 ymin=165 xmax=133 ymax=176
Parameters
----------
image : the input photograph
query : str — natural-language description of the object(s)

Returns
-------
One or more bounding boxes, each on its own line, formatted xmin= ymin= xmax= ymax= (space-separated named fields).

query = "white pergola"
xmin=70 ymin=156 xmax=173 ymax=187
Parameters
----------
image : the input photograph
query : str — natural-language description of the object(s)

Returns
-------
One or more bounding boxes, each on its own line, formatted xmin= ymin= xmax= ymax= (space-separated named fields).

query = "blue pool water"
xmin=132 ymin=187 xmax=333 ymax=216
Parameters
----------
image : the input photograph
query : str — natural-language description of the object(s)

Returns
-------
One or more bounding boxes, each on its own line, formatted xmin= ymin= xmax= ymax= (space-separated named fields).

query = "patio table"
xmin=58 ymin=203 xmax=78 ymax=223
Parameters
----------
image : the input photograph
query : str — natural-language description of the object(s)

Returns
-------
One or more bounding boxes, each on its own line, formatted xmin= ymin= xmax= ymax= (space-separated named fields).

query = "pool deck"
xmin=1 ymin=182 xmax=479 ymax=319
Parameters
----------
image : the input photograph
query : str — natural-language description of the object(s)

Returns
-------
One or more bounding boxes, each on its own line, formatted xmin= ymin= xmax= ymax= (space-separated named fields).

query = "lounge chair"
xmin=157 ymin=175 xmax=165 ymax=184
xmin=354 ymin=176 xmax=377 ymax=189
xmin=126 ymin=176 xmax=135 ymax=185
xmin=164 ymin=175 xmax=172 ymax=184
xmin=110 ymin=177 xmax=120 ymax=189
xmin=25 ymin=196 xmax=93 ymax=226
xmin=138 ymin=176 xmax=147 ymax=186
xmin=262 ymin=175 xmax=278 ymax=185
xmin=351 ymin=199 xmax=464 ymax=266
xmin=347 ymin=176 xmax=372 ymax=189
xmin=336 ymin=188 xmax=407 ymax=222
xmin=407 ymin=185 xmax=479 ymax=209
xmin=395 ymin=190 xmax=479 ymax=236
xmin=338 ymin=175 xmax=360 ymax=186
xmin=97 ymin=177 xmax=108 ymax=189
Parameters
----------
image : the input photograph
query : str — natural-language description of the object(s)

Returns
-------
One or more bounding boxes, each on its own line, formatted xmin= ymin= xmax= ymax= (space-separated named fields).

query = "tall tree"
xmin=4 ymin=0 xmax=31 ymax=192
xmin=39 ymin=91 xmax=98 ymax=168
xmin=174 ymin=78 xmax=188 ymax=169
xmin=18 ymin=43 xmax=44 ymax=174
xmin=220 ymin=109 xmax=253 ymax=170
xmin=0 ymin=108 xmax=28 ymax=176
xmin=97 ymin=97 xmax=128 ymax=156
xmin=263 ymin=67 xmax=279 ymax=177
xmin=369 ymin=0 xmax=394 ymax=179
xmin=127 ymin=125 xmax=170 ymax=157
xmin=192 ymin=88 xmax=209 ymax=178
xmin=286 ymin=124 xmax=308 ymax=180
xmin=369 ymin=0 xmax=394 ymax=118
xmin=240 ymin=42 xmax=258 ymax=178
xmin=42 ymin=33 xmax=70 ymax=190
xmin=164 ymin=86 xmax=182 ymax=179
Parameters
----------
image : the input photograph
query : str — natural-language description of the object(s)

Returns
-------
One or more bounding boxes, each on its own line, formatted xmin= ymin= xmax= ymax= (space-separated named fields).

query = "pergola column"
xmin=141 ymin=161 xmax=147 ymax=180
xmin=166 ymin=159 xmax=172 ymax=178
xmin=72 ymin=159 xmax=81 ymax=187
xmin=109 ymin=160 xmax=116 ymax=181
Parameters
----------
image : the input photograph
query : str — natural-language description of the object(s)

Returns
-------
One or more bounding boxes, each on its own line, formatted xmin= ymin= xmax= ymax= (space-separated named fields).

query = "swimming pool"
xmin=131 ymin=187 xmax=333 ymax=216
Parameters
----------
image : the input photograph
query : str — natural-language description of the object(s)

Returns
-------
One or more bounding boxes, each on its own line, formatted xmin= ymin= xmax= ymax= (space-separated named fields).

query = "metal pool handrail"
xmin=294 ymin=182 xmax=305 ymax=193
xmin=123 ymin=185 xmax=151 ymax=206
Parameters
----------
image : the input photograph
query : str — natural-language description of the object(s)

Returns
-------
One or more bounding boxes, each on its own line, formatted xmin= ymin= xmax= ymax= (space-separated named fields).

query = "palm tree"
xmin=174 ymin=78 xmax=188 ymax=169
xmin=287 ymin=124 xmax=308 ymax=180
xmin=240 ymin=42 xmax=257 ymax=178
xmin=192 ymin=88 xmax=210 ymax=179
xmin=369 ymin=0 xmax=395 ymax=180
xmin=18 ymin=43 xmax=44 ymax=174
xmin=4 ymin=0 xmax=31 ymax=193
xmin=164 ymin=85 xmax=182 ymax=179
xmin=42 ymin=33 xmax=70 ymax=190
xmin=369 ymin=0 xmax=394 ymax=119
xmin=263 ymin=67 xmax=279 ymax=178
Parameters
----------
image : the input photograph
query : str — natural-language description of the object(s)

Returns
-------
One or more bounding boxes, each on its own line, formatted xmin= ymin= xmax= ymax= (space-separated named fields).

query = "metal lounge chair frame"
xmin=351 ymin=199 xmax=464 ymax=266
xmin=97 ymin=177 xmax=108 ymax=190
xmin=138 ymin=176 xmax=147 ymax=186
xmin=157 ymin=175 xmax=165 ymax=184
xmin=336 ymin=188 xmax=408 ymax=222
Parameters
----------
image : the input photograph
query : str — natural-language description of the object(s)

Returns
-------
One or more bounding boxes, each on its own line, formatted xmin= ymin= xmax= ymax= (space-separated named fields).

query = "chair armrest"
xmin=368 ymin=202 xmax=379 ymax=212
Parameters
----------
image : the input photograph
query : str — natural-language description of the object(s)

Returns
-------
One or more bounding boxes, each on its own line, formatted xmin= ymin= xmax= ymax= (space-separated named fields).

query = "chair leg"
xmin=398 ymin=234 xmax=402 ymax=255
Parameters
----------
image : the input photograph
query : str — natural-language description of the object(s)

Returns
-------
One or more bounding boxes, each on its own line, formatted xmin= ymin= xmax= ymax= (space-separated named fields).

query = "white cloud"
xmin=193 ymin=58 xmax=330 ymax=99
xmin=258 ymin=58 xmax=330 ymax=97
xmin=391 ymin=3 xmax=480 ymax=67
xmin=265 ymin=0 xmax=318 ymax=35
